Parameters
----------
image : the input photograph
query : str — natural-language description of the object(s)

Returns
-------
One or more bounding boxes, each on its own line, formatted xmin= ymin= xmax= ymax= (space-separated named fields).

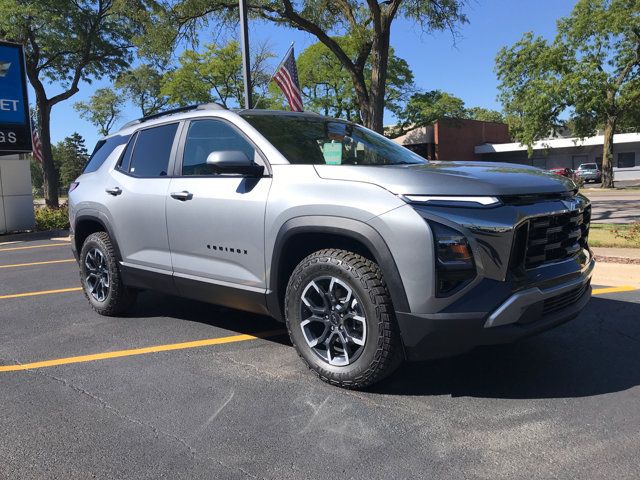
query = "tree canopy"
xmin=496 ymin=0 xmax=640 ymax=187
xmin=391 ymin=90 xmax=504 ymax=136
xmin=297 ymin=36 xmax=414 ymax=121
xmin=159 ymin=0 xmax=469 ymax=132
xmin=74 ymin=88 xmax=124 ymax=137
xmin=161 ymin=40 xmax=274 ymax=108
xmin=0 ymin=0 xmax=149 ymax=206
xmin=116 ymin=64 xmax=170 ymax=116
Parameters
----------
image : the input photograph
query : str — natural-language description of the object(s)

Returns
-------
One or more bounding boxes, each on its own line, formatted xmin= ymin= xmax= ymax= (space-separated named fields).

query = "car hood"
xmin=314 ymin=161 xmax=576 ymax=196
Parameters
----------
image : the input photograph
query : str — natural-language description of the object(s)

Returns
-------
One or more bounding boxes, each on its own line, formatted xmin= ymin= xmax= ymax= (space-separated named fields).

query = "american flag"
xmin=273 ymin=46 xmax=303 ymax=112
xmin=31 ymin=117 xmax=43 ymax=164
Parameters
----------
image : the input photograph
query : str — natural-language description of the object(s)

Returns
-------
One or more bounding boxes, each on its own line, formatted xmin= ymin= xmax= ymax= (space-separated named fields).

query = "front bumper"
xmin=396 ymin=256 xmax=594 ymax=361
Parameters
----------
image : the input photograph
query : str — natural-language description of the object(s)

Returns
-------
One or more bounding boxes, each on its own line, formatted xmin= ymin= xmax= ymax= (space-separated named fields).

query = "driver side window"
xmin=182 ymin=119 xmax=257 ymax=176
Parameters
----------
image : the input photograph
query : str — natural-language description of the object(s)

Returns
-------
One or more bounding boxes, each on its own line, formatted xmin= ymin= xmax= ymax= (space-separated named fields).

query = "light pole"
xmin=239 ymin=0 xmax=252 ymax=109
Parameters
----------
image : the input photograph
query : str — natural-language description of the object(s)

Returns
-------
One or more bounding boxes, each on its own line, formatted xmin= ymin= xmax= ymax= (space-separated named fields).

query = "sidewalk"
xmin=591 ymin=247 xmax=640 ymax=287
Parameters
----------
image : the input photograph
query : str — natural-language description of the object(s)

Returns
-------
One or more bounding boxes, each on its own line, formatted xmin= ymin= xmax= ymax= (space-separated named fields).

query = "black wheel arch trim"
xmin=74 ymin=212 xmax=123 ymax=263
xmin=267 ymin=216 xmax=410 ymax=321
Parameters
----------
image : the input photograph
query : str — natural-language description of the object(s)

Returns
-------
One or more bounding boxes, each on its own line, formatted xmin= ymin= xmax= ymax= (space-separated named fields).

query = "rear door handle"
xmin=105 ymin=187 xmax=122 ymax=196
xmin=170 ymin=191 xmax=193 ymax=201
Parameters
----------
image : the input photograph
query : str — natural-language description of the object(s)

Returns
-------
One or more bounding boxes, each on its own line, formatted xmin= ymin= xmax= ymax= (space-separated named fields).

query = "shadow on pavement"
xmin=130 ymin=290 xmax=291 ymax=347
xmin=374 ymin=296 xmax=640 ymax=399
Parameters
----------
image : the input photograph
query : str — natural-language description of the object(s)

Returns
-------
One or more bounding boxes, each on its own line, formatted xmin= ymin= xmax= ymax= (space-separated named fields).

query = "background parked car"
xmin=576 ymin=163 xmax=602 ymax=183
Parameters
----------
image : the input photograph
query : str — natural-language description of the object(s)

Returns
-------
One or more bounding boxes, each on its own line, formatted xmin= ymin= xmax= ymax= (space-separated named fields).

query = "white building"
xmin=0 ymin=154 xmax=35 ymax=234
xmin=475 ymin=132 xmax=640 ymax=182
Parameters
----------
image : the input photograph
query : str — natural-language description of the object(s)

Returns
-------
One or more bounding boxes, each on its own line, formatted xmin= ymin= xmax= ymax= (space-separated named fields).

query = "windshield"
xmin=579 ymin=163 xmax=597 ymax=170
xmin=240 ymin=113 xmax=427 ymax=166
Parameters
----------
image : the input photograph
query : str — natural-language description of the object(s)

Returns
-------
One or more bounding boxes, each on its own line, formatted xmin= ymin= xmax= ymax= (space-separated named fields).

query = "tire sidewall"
xmin=79 ymin=234 xmax=118 ymax=311
xmin=286 ymin=255 xmax=384 ymax=380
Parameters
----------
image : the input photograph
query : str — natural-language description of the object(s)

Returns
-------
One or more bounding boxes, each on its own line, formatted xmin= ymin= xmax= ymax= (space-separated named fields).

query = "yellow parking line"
xmin=0 ymin=242 xmax=70 ymax=252
xmin=592 ymin=285 xmax=637 ymax=295
xmin=0 ymin=259 xmax=75 ymax=269
xmin=0 ymin=287 xmax=82 ymax=300
xmin=0 ymin=330 xmax=286 ymax=372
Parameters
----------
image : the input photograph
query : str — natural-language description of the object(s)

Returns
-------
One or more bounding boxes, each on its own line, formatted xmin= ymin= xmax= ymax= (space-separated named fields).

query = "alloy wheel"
xmin=299 ymin=276 xmax=367 ymax=366
xmin=84 ymin=247 xmax=110 ymax=302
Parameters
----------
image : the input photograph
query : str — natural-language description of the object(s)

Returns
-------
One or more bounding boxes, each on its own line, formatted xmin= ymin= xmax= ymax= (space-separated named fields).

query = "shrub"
xmin=34 ymin=204 xmax=70 ymax=231
xmin=613 ymin=222 xmax=640 ymax=247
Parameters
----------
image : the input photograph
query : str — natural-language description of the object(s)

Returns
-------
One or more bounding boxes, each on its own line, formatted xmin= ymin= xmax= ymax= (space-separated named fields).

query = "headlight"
xmin=430 ymin=222 xmax=476 ymax=296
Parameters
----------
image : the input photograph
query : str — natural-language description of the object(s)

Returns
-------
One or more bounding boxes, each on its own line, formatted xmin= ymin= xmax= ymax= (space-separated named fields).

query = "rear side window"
xmin=84 ymin=135 xmax=130 ymax=173
xmin=127 ymin=123 xmax=178 ymax=177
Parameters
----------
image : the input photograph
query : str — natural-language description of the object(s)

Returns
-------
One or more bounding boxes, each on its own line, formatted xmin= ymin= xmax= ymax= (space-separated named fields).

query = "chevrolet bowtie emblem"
xmin=0 ymin=61 xmax=10 ymax=78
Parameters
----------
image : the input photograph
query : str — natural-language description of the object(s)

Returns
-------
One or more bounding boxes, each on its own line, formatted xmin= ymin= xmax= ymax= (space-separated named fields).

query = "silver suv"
xmin=69 ymin=104 xmax=594 ymax=389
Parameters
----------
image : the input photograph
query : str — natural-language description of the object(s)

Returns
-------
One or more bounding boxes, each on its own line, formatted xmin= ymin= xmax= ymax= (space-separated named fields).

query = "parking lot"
xmin=1 ymin=236 xmax=640 ymax=479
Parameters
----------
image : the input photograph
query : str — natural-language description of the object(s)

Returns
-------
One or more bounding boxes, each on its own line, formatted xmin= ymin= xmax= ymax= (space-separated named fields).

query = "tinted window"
xmin=84 ymin=135 xmax=130 ymax=173
xmin=241 ymin=113 xmax=426 ymax=166
xmin=618 ymin=152 xmax=636 ymax=168
xmin=182 ymin=119 xmax=256 ymax=176
xmin=128 ymin=123 xmax=178 ymax=177
xmin=117 ymin=132 xmax=137 ymax=172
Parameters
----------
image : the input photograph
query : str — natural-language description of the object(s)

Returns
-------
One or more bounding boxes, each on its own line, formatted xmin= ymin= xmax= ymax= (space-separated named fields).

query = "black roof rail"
xmin=121 ymin=103 xmax=226 ymax=129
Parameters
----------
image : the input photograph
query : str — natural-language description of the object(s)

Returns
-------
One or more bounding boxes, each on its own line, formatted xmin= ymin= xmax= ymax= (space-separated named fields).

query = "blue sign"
xmin=0 ymin=41 xmax=32 ymax=153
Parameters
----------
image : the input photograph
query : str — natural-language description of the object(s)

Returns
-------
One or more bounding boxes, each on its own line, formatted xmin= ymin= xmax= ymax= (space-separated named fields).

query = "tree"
xmin=496 ymin=0 xmax=640 ymax=188
xmin=466 ymin=106 xmax=504 ymax=123
xmin=163 ymin=0 xmax=468 ymax=132
xmin=161 ymin=40 xmax=274 ymax=108
xmin=297 ymin=36 xmax=414 ymax=121
xmin=52 ymin=133 xmax=89 ymax=189
xmin=393 ymin=90 xmax=466 ymax=135
xmin=116 ymin=64 xmax=170 ymax=116
xmin=0 ymin=0 xmax=146 ymax=206
xmin=74 ymin=88 xmax=124 ymax=137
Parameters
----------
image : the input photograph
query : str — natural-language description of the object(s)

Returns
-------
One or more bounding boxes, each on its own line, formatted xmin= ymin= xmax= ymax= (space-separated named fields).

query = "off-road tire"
xmin=285 ymin=249 xmax=403 ymax=389
xmin=79 ymin=231 xmax=136 ymax=316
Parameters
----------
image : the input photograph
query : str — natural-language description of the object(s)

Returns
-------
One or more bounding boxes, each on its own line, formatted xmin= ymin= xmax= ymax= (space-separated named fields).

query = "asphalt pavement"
xmin=1 ymin=237 xmax=640 ymax=479
xmin=583 ymin=191 xmax=640 ymax=223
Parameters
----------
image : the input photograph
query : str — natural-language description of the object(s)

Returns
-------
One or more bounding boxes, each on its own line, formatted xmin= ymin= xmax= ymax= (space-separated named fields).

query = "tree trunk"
xmin=364 ymin=28 xmax=391 ymax=133
xmin=601 ymin=117 xmax=615 ymax=189
xmin=36 ymin=94 xmax=59 ymax=207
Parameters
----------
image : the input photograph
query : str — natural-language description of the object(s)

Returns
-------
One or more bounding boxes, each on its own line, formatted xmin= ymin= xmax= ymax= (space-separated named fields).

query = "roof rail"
xmin=121 ymin=103 xmax=227 ymax=129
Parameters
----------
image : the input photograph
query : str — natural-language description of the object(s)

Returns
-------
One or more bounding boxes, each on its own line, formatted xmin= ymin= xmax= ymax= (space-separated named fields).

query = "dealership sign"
xmin=0 ymin=41 xmax=32 ymax=154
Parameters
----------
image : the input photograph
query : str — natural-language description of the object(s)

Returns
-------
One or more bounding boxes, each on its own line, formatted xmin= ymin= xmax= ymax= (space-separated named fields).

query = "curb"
xmin=0 ymin=229 xmax=70 ymax=244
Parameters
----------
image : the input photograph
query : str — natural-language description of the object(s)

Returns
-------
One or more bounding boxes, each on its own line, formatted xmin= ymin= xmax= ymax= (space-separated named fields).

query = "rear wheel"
xmin=79 ymin=232 xmax=136 ymax=316
xmin=285 ymin=249 xmax=403 ymax=389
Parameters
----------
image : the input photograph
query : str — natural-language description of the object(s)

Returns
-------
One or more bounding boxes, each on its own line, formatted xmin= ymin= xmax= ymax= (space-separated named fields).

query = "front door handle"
xmin=170 ymin=191 xmax=193 ymax=201
xmin=105 ymin=187 xmax=122 ymax=196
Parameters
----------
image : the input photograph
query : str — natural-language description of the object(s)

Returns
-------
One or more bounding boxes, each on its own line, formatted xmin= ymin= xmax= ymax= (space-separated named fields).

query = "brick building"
xmin=392 ymin=118 xmax=511 ymax=161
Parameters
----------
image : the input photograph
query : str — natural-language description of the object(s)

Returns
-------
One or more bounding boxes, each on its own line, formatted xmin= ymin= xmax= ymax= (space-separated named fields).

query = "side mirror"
xmin=206 ymin=150 xmax=264 ymax=177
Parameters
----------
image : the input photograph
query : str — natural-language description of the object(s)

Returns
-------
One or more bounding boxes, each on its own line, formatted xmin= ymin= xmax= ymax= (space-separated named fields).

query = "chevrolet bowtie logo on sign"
xmin=0 ymin=41 xmax=32 ymax=153
xmin=0 ymin=61 xmax=10 ymax=77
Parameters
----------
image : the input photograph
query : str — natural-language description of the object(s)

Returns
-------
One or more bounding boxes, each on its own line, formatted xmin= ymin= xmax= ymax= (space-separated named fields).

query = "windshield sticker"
xmin=323 ymin=142 xmax=342 ymax=165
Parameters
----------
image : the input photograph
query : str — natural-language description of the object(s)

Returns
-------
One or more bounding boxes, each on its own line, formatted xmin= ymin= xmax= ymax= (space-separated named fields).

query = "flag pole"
xmin=239 ymin=0 xmax=252 ymax=109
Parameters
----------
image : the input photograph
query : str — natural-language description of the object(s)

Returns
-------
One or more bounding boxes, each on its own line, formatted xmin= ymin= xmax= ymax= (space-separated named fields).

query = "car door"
xmin=105 ymin=121 xmax=180 ymax=276
xmin=165 ymin=117 xmax=272 ymax=313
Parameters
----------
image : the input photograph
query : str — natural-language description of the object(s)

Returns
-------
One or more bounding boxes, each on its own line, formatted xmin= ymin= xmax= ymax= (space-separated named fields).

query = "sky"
xmin=41 ymin=0 xmax=577 ymax=150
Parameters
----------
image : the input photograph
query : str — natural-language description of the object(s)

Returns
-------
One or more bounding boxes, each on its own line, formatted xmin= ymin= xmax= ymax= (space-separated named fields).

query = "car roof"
xmin=104 ymin=105 xmax=328 ymax=141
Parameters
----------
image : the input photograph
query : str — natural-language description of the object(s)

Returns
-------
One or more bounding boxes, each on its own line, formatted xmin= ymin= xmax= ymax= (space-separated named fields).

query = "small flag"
xmin=273 ymin=46 xmax=303 ymax=112
xmin=31 ymin=117 xmax=43 ymax=164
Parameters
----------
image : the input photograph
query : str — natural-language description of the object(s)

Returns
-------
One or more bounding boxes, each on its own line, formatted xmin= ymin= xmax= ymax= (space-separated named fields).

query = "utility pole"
xmin=239 ymin=0 xmax=252 ymax=109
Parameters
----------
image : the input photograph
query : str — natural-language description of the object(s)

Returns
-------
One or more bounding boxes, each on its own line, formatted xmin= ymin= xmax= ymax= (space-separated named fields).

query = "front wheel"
xmin=79 ymin=231 xmax=136 ymax=316
xmin=285 ymin=249 xmax=403 ymax=389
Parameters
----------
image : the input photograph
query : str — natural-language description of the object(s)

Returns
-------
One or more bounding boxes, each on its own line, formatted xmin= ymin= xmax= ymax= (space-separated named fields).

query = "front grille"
xmin=523 ymin=205 xmax=591 ymax=268
xmin=542 ymin=281 xmax=590 ymax=315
